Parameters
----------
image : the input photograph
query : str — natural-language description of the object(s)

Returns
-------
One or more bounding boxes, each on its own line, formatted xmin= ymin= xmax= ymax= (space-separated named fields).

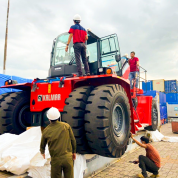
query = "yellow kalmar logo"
xmin=48 ymin=84 xmax=51 ymax=93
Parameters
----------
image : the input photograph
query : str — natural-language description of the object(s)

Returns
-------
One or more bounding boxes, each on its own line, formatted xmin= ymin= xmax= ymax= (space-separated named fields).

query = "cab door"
xmin=100 ymin=34 xmax=121 ymax=75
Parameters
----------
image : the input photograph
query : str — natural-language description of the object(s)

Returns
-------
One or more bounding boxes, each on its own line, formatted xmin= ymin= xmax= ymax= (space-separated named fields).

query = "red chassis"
xmin=2 ymin=74 xmax=153 ymax=134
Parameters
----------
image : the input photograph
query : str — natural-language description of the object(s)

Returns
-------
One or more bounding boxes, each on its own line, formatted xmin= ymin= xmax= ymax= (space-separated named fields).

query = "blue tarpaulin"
xmin=0 ymin=74 xmax=33 ymax=95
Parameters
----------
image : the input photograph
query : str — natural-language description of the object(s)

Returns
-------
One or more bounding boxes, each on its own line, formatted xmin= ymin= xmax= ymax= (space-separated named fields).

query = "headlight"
xmin=98 ymin=68 xmax=113 ymax=75
xmin=106 ymin=68 xmax=112 ymax=74
xmin=99 ymin=68 xmax=103 ymax=72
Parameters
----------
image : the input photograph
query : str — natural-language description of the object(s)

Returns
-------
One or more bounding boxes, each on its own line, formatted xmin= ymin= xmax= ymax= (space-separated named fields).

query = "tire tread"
xmin=85 ymin=84 xmax=131 ymax=157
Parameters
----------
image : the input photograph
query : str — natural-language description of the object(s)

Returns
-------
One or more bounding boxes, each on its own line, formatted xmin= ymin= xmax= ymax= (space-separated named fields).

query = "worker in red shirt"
xmin=128 ymin=51 xmax=139 ymax=89
xmin=130 ymin=134 xmax=161 ymax=178
xmin=65 ymin=14 xmax=90 ymax=76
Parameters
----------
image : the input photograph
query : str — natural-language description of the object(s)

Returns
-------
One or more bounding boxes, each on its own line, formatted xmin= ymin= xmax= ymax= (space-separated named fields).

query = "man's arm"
xmin=40 ymin=133 xmax=47 ymax=159
xmin=69 ymin=126 xmax=76 ymax=153
xmin=130 ymin=133 xmax=147 ymax=148
xmin=65 ymin=33 xmax=73 ymax=52
xmin=136 ymin=59 xmax=139 ymax=71
xmin=136 ymin=58 xmax=139 ymax=66
xmin=69 ymin=126 xmax=77 ymax=160
xmin=85 ymin=35 xmax=88 ymax=42
xmin=137 ymin=61 xmax=139 ymax=66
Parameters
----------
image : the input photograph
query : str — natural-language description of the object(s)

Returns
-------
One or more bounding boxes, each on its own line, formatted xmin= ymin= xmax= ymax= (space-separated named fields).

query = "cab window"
xmin=100 ymin=34 xmax=121 ymax=74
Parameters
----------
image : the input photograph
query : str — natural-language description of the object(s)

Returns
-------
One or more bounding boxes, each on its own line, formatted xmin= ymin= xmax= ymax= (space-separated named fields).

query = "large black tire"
xmin=0 ymin=91 xmax=31 ymax=134
xmin=145 ymin=100 xmax=158 ymax=131
xmin=85 ymin=84 xmax=131 ymax=158
xmin=0 ymin=93 xmax=12 ymax=103
xmin=62 ymin=86 xmax=93 ymax=154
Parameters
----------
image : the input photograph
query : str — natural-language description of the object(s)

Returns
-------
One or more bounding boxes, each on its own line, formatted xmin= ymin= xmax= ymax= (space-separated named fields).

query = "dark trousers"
xmin=139 ymin=155 xmax=159 ymax=177
xmin=73 ymin=43 xmax=90 ymax=75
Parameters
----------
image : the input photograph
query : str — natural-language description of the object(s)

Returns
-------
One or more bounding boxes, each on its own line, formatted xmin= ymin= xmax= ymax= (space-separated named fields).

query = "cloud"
xmin=0 ymin=0 xmax=177 ymax=81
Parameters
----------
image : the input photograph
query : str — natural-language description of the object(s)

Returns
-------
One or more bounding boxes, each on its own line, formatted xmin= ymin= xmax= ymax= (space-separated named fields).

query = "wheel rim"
xmin=153 ymin=107 xmax=158 ymax=125
xmin=112 ymin=103 xmax=125 ymax=137
xmin=18 ymin=105 xmax=30 ymax=129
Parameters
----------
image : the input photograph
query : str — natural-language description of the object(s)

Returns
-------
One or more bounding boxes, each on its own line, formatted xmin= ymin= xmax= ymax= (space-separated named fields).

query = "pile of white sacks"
xmin=0 ymin=127 xmax=86 ymax=178
xmin=146 ymin=130 xmax=178 ymax=142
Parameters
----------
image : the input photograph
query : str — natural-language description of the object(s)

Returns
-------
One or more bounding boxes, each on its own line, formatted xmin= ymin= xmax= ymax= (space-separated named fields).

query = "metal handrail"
xmin=138 ymin=65 xmax=147 ymax=94
xmin=139 ymin=65 xmax=147 ymax=72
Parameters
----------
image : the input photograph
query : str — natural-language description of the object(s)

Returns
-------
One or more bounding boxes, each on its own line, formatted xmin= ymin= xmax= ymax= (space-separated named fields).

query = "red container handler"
xmin=171 ymin=118 xmax=178 ymax=133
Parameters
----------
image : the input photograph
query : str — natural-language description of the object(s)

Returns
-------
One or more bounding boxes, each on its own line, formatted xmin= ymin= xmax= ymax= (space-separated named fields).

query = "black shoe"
xmin=86 ymin=73 xmax=90 ymax=76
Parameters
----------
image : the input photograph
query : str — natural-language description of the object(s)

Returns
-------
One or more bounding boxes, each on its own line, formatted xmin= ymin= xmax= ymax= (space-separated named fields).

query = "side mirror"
xmin=115 ymin=54 xmax=121 ymax=62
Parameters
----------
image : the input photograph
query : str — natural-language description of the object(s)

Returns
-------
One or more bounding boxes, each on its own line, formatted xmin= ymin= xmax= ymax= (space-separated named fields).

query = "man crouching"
xmin=130 ymin=133 xmax=161 ymax=178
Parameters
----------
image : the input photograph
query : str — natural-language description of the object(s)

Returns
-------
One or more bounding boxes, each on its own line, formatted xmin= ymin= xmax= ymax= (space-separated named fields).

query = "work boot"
xmin=150 ymin=174 xmax=160 ymax=178
xmin=137 ymin=174 xmax=148 ymax=178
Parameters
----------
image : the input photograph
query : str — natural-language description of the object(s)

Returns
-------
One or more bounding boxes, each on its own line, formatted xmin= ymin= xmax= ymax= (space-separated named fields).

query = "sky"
xmin=0 ymin=0 xmax=178 ymax=80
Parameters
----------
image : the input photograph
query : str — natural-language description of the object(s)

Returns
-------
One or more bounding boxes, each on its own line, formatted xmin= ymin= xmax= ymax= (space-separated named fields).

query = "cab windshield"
xmin=52 ymin=33 xmax=74 ymax=66
xmin=52 ymin=32 xmax=98 ymax=66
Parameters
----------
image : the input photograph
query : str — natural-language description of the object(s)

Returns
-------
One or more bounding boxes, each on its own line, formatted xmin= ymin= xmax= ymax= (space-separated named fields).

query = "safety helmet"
xmin=47 ymin=107 xmax=61 ymax=120
xmin=73 ymin=14 xmax=81 ymax=21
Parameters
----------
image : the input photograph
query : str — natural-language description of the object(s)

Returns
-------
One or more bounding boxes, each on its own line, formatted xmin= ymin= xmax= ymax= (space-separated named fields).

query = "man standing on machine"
xmin=128 ymin=51 xmax=139 ymax=89
xmin=65 ymin=14 xmax=90 ymax=77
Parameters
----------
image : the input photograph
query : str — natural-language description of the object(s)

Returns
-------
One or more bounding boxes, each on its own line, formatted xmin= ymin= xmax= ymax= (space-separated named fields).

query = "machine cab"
xmin=49 ymin=31 xmax=124 ymax=78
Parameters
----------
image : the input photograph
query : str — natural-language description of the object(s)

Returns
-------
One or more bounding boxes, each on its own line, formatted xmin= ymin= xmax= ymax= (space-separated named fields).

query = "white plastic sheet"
xmin=28 ymin=151 xmax=51 ymax=178
xmin=147 ymin=130 xmax=178 ymax=142
xmin=146 ymin=130 xmax=164 ymax=142
xmin=162 ymin=136 xmax=178 ymax=142
xmin=0 ymin=127 xmax=42 ymax=175
xmin=28 ymin=154 xmax=87 ymax=178
xmin=74 ymin=154 xmax=87 ymax=178
xmin=28 ymin=164 xmax=51 ymax=178
xmin=0 ymin=127 xmax=87 ymax=178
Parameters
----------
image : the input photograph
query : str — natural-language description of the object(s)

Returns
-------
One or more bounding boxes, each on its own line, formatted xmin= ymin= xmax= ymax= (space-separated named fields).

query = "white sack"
xmin=0 ymin=133 xmax=19 ymax=160
xmin=28 ymin=154 xmax=87 ymax=178
xmin=28 ymin=151 xmax=51 ymax=178
xmin=74 ymin=154 xmax=87 ymax=178
xmin=28 ymin=164 xmax=51 ymax=178
xmin=146 ymin=130 xmax=164 ymax=142
xmin=30 ymin=152 xmax=50 ymax=167
xmin=162 ymin=136 xmax=178 ymax=142
xmin=0 ymin=127 xmax=87 ymax=178
xmin=0 ymin=127 xmax=42 ymax=175
xmin=147 ymin=130 xmax=178 ymax=143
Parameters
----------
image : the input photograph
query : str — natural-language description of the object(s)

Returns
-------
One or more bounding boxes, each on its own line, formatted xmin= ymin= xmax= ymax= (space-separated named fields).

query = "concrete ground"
xmin=91 ymin=123 xmax=178 ymax=178
xmin=0 ymin=123 xmax=178 ymax=178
